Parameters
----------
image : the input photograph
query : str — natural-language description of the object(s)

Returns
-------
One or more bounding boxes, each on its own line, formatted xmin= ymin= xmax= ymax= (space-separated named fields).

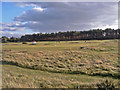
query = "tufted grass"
xmin=2 ymin=39 xmax=119 ymax=88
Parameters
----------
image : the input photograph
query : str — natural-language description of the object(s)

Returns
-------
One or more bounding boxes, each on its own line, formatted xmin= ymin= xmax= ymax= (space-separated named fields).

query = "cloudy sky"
xmin=1 ymin=2 xmax=118 ymax=37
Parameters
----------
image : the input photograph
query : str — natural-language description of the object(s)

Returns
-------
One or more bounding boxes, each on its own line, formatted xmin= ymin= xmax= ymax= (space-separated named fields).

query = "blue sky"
xmin=2 ymin=2 xmax=36 ymax=37
xmin=1 ymin=2 xmax=118 ymax=37
xmin=2 ymin=2 xmax=34 ymax=22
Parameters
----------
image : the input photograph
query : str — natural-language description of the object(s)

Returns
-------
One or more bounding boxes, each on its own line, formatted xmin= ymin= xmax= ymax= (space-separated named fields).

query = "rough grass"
xmin=2 ymin=65 xmax=119 ymax=88
xmin=2 ymin=39 xmax=120 ymax=88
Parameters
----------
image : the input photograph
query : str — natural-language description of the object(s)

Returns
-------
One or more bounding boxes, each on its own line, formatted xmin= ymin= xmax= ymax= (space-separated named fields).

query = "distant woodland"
xmin=1 ymin=28 xmax=120 ymax=43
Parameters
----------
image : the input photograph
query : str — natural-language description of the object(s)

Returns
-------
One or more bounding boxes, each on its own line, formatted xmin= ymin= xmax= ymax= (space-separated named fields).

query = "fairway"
xmin=2 ymin=39 xmax=120 ymax=88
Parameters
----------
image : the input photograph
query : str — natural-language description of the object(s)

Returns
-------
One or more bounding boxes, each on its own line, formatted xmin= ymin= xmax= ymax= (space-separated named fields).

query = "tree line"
xmin=1 ymin=28 xmax=120 ymax=43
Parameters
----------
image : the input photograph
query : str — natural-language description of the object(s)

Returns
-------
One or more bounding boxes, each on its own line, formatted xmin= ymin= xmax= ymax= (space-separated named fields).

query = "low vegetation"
xmin=2 ymin=39 xmax=119 ymax=88
xmin=2 ymin=65 xmax=119 ymax=88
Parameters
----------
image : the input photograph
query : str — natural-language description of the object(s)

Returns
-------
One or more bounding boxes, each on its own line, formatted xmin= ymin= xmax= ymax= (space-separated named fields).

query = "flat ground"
xmin=2 ymin=39 xmax=120 ymax=88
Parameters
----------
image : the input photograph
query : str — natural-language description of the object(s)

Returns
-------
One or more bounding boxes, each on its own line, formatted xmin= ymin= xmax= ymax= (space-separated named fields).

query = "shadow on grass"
xmin=29 ymin=44 xmax=37 ymax=45
xmin=0 ymin=61 xmax=2 ymax=65
xmin=1 ymin=60 xmax=120 ymax=79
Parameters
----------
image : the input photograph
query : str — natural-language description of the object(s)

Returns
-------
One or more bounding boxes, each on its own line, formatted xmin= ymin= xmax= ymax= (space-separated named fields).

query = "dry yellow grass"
xmin=2 ymin=39 xmax=119 ymax=88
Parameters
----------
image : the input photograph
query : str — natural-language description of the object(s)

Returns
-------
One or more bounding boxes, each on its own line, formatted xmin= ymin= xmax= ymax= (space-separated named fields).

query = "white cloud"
xmin=15 ymin=2 xmax=37 ymax=8
xmin=1 ymin=22 xmax=25 ymax=31
xmin=33 ymin=7 xmax=45 ymax=11
xmin=1 ymin=31 xmax=23 ymax=37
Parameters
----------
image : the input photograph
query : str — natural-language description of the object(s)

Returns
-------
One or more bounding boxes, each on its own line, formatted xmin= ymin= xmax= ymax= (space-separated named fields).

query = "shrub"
xmin=80 ymin=47 xmax=84 ymax=49
xmin=96 ymin=79 xmax=116 ymax=89
xmin=22 ymin=42 xmax=27 ymax=44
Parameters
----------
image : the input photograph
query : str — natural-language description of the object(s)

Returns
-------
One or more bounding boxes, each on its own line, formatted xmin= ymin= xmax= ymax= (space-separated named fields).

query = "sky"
xmin=1 ymin=2 xmax=118 ymax=37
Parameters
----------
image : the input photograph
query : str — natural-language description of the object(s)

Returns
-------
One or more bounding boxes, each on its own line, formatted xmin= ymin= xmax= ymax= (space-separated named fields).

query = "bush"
xmin=80 ymin=47 xmax=84 ymax=49
xmin=96 ymin=79 xmax=116 ymax=89
xmin=22 ymin=42 xmax=27 ymax=44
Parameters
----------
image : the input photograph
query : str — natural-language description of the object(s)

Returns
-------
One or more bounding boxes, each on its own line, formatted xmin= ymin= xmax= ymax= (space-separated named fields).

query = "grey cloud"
xmin=14 ymin=2 xmax=118 ymax=33
xmin=12 ymin=2 xmax=119 ymax=33
xmin=1 ymin=22 xmax=25 ymax=31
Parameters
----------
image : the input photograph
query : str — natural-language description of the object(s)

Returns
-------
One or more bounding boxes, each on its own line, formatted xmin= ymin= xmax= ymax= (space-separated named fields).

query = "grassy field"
xmin=2 ymin=39 xmax=120 ymax=88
